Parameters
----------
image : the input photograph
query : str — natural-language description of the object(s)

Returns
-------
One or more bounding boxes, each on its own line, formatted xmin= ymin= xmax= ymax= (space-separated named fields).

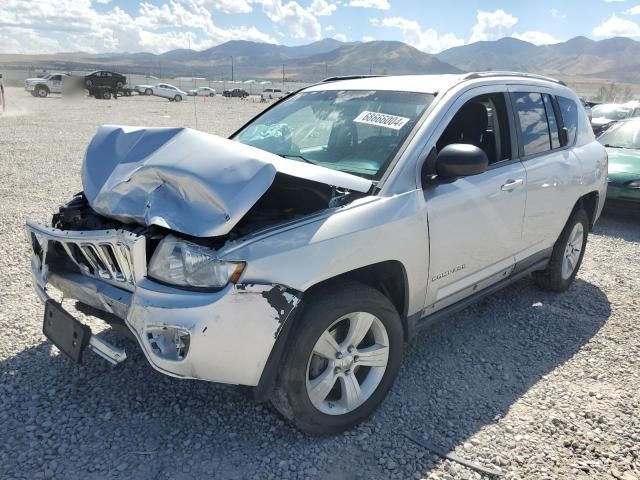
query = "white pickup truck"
xmin=24 ymin=73 xmax=69 ymax=98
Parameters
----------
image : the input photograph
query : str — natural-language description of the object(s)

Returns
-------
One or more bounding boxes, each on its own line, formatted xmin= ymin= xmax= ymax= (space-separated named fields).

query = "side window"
xmin=556 ymin=96 xmax=578 ymax=145
xmin=436 ymin=93 xmax=512 ymax=165
xmin=512 ymin=92 xmax=551 ymax=156
xmin=542 ymin=94 xmax=560 ymax=149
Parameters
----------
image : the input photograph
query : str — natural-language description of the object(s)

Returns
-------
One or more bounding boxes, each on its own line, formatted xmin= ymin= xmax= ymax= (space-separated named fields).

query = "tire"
xmin=209 ymin=93 xmax=215 ymax=97
xmin=168 ymin=98 xmax=174 ymax=102
xmin=271 ymin=281 xmax=403 ymax=435
xmin=36 ymin=86 xmax=48 ymax=98
xmin=101 ymin=90 xmax=111 ymax=100
xmin=116 ymin=81 xmax=124 ymax=88
xmin=85 ymin=79 xmax=93 ymax=88
xmin=145 ymin=88 xmax=152 ymax=95
xmin=532 ymin=209 xmax=589 ymax=292
xmin=174 ymin=95 xmax=182 ymax=102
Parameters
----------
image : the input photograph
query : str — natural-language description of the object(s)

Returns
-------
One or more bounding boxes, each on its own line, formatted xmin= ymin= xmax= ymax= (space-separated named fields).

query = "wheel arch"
xmin=573 ymin=191 xmax=599 ymax=230
xmin=254 ymin=260 xmax=409 ymax=402
xmin=35 ymin=83 xmax=50 ymax=93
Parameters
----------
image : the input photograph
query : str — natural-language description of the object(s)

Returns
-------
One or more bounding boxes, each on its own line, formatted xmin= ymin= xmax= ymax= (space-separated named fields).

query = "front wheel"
xmin=532 ymin=209 xmax=589 ymax=292
xmin=36 ymin=86 xmax=48 ymax=98
xmin=271 ymin=281 xmax=403 ymax=435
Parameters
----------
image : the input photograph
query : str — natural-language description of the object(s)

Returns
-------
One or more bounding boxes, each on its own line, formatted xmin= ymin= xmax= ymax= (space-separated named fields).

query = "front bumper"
xmin=26 ymin=220 xmax=300 ymax=386
xmin=25 ymin=84 xmax=36 ymax=92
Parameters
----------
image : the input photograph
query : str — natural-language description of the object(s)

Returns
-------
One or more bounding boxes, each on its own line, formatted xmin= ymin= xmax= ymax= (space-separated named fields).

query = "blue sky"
xmin=1 ymin=0 xmax=640 ymax=54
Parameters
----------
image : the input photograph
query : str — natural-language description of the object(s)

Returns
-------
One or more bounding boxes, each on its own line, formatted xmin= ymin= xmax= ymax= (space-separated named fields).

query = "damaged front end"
xmin=25 ymin=125 xmax=373 ymax=385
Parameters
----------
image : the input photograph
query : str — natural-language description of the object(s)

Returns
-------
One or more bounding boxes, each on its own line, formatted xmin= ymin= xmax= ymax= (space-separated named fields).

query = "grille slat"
xmin=26 ymin=222 xmax=145 ymax=291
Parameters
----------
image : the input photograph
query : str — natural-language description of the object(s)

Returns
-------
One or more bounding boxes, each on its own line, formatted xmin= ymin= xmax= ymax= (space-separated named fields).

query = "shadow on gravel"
xmin=0 ymin=277 xmax=611 ymax=480
xmin=593 ymin=209 xmax=640 ymax=242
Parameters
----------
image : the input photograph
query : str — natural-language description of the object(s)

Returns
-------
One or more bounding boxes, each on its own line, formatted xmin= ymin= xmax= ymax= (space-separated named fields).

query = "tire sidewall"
xmin=281 ymin=282 xmax=403 ymax=434
xmin=175 ymin=95 xmax=182 ymax=102
xmin=551 ymin=210 xmax=590 ymax=290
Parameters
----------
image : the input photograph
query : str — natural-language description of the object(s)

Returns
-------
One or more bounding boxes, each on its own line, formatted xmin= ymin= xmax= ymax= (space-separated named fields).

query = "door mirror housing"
xmin=435 ymin=144 xmax=489 ymax=178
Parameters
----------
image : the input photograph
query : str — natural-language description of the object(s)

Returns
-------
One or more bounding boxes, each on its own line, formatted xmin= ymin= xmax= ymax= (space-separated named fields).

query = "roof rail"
xmin=463 ymin=71 xmax=567 ymax=87
xmin=321 ymin=75 xmax=384 ymax=83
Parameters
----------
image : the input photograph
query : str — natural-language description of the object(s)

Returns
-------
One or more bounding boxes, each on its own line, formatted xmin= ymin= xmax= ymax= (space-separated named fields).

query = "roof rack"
xmin=463 ymin=71 xmax=567 ymax=86
xmin=321 ymin=75 xmax=384 ymax=83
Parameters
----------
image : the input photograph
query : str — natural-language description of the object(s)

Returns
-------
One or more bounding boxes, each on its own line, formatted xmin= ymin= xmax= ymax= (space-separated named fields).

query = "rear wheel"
xmin=532 ymin=209 xmax=589 ymax=292
xmin=145 ymin=88 xmax=152 ymax=95
xmin=271 ymin=281 xmax=403 ymax=435
xmin=174 ymin=95 xmax=182 ymax=102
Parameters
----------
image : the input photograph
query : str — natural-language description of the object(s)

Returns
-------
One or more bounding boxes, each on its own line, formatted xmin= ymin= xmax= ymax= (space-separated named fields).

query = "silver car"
xmin=26 ymin=73 xmax=607 ymax=434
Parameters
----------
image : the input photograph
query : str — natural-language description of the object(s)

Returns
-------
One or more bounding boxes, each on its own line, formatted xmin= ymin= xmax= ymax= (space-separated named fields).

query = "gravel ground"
xmin=1 ymin=87 xmax=639 ymax=480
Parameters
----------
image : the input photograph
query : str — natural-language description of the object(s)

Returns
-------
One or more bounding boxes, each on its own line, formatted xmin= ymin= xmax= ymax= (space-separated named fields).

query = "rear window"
xmin=513 ymin=92 xmax=550 ymax=156
xmin=557 ymin=96 xmax=578 ymax=145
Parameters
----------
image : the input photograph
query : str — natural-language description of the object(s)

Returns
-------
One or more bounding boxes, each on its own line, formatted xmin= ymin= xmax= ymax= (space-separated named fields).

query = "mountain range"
xmin=1 ymin=36 xmax=639 ymax=86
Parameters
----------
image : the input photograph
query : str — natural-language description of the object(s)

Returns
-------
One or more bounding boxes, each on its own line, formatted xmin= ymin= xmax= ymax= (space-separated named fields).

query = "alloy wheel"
xmin=305 ymin=312 xmax=389 ymax=416
xmin=562 ymin=222 xmax=584 ymax=280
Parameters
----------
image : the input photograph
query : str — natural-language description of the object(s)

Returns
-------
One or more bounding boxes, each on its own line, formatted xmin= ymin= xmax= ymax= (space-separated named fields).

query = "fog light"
xmin=145 ymin=326 xmax=190 ymax=361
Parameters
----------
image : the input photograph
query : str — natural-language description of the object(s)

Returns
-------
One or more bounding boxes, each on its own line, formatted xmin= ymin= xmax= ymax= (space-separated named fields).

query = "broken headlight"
xmin=148 ymin=235 xmax=245 ymax=288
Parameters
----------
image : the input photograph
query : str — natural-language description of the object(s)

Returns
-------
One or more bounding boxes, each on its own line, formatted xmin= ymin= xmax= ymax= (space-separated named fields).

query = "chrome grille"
xmin=26 ymin=221 xmax=146 ymax=291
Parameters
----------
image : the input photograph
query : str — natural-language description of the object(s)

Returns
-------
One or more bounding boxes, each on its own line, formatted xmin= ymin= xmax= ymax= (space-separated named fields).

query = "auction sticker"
xmin=354 ymin=111 xmax=410 ymax=130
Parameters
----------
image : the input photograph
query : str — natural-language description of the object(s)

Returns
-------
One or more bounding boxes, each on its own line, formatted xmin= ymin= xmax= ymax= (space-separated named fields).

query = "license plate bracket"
xmin=43 ymin=300 xmax=91 ymax=363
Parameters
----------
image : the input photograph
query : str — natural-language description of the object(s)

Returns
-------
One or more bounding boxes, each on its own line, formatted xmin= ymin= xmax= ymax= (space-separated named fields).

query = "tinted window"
xmin=543 ymin=94 xmax=560 ymax=149
xmin=513 ymin=92 xmax=551 ymax=156
xmin=557 ymin=96 xmax=578 ymax=145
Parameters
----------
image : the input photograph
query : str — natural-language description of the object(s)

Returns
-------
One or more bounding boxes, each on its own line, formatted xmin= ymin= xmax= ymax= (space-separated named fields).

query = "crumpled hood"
xmin=82 ymin=125 xmax=372 ymax=237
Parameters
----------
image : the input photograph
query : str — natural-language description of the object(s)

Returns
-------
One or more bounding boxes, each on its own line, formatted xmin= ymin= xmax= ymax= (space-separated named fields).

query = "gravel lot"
xmin=1 ymin=86 xmax=639 ymax=480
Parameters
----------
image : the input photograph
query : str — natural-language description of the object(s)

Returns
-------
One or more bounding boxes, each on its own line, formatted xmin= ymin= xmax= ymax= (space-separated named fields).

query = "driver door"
xmin=423 ymin=87 xmax=527 ymax=313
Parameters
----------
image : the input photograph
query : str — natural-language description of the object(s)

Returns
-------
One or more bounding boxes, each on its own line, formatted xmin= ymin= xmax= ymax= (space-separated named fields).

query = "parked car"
xmin=25 ymin=72 xmax=606 ymax=435
xmin=591 ymin=103 xmax=640 ymax=136
xmin=598 ymin=118 xmax=640 ymax=210
xmin=188 ymin=87 xmax=216 ymax=97
xmin=134 ymin=84 xmax=155 ymax=95
xmin=84 ymin=70 xmax=127 ymax=89
xmin=261 ymin=88 xmax=284 ymax=100
xmin=148 ymin=83 xmax=187 ymax=102
xmin=24 ymin=73 xmax=69 ymax=98
xmin=223 ymin=88 xmax=249 ymax=98
xmin=0 ymin=73 xmax=4 ymax=113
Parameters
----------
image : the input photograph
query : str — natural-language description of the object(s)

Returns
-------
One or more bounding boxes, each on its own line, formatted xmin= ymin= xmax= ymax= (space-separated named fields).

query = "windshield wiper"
xmin=277 ymin=153 xmax=319 ymax=165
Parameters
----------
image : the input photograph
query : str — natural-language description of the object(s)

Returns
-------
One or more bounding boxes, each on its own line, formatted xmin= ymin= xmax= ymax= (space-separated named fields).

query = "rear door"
xmin=508 ymin=88 xmax=581 ymax=260
xmin=50 ymin=75 xmax=63 ymax=93
xmin=423 ymin=86 xmax=527 ymax=312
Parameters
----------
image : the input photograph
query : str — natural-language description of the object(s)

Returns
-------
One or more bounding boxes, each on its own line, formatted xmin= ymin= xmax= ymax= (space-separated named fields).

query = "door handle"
xmin=501 ymin=179 xmax=524 ymax=191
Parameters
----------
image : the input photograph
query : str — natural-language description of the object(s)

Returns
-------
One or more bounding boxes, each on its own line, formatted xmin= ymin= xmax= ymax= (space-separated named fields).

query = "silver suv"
xmin=26 ymin=73 xmax=607 ymax=434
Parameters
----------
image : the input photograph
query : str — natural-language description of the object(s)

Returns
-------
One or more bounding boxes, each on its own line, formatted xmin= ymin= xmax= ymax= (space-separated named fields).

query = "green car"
xmin=598 ymin=118 xmax=640 ymax=210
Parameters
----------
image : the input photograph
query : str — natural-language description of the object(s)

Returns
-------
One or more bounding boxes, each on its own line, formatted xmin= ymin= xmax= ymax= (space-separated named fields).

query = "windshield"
xmin=592 ymin=105 xmax=633 ymax=121
xmin=234 ymin=89 xmax=433 ymax=180
xmin=598 ymin=119 xmax=640 ymax=149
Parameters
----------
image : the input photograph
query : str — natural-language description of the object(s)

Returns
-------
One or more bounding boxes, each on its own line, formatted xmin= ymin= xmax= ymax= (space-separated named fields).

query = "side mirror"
xmin=435 ymin=144 xmax=488 ymax=178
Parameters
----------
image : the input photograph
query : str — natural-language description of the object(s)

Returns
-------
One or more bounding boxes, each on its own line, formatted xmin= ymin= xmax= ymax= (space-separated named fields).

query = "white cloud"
xmin=512 ymin=31 xmax=559 ymax=45
xmin=369 ymin=18 xmax=380 ymax=26
xmin=333 ymin=33 xmax=347 ymax=41
xmin=604 ymin=0 xmax=625 ymax=2
xmin=593 ymin=14 xmax=640 ymax=37
xmin=324 ymin=25 xmax=336 ymax=32
xmin=362 ymin=35 xmax=374 ymax=42
xmin=0 ymin=0 xmax=277 ymax=54
xmin=469 ymin=9 xmax=518 ymax=43
xmin=309 ymin=0 xmax=336 ymax=16
xmin=549 ymin=8 xmax=566 ymax=19
xmin=348 ymin=0 xmax=390 ymax=10
xmin=199 ymin=0 xmax=253 ymax=14
xmin=380 ymin=16 xmax=464 ymax=53
xmin=256 ymin=0 xmax=322 ymax=39
xmin=624 ymin=5 xmax=640 ymax=14
xmin=94 ymin=0 xmax=113 ymax=4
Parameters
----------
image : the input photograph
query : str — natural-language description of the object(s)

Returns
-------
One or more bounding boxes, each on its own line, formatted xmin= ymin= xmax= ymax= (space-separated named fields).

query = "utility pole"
xmin=230 ymin=56 xmax=234 ymax=82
